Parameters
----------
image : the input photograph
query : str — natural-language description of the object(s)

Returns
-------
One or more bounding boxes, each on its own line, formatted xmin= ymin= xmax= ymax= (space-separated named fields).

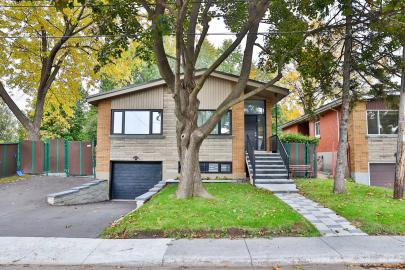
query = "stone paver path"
xmin=275 ymin=193 xmax=367 ymax=236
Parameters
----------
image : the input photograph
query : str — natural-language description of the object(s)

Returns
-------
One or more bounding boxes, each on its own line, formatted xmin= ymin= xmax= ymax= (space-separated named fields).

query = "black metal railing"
xmin=245 ymin=135 xmax=256 ymax=186
xmin=270 ymin=134 xmax=290 ymax=178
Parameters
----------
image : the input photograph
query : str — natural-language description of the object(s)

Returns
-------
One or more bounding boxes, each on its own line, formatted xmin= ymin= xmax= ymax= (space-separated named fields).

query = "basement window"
xmin=178 ymin=162 xmax=232 ymax=173
xmin=111 ymin=110 xmax=163 ymax=135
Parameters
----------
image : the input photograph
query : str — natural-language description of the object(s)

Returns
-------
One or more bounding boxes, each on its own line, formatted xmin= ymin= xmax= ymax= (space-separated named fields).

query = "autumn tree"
xmin=0 ymin=0 xmax=98 ymax=140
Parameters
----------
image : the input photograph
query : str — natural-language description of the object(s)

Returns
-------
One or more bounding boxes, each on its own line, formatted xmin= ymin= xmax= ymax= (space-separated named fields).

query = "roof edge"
xmin=87 ymin=69 xmax=289 ymax=104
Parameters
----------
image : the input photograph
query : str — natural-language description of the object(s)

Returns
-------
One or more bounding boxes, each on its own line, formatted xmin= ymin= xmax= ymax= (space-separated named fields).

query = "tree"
xmin=0 ymin=0 xmax=98 ymax=140
xmin=89 ymin=0 xmax=343 ymax=198
xmin=394 ymin=47 xmax=405 ymax=198
xmin=0 ymin=101 xmax=18 ymax=142
xmin=332 ymin=0 xmax=403 ymax=194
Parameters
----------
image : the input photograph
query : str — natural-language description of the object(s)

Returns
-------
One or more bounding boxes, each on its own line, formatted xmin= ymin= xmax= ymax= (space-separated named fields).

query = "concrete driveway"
xmin=0 ymin=175 xmax=136 ymax=238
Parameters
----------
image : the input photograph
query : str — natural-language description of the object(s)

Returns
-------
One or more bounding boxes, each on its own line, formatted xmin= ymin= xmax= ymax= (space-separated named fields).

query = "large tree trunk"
xmin=333 ymin=6 xmax=353 ymax=194
xmin=394 ymin=46 xmax=405 ymax=199
xmin=176 ymin=118 xmax=213 ymax=199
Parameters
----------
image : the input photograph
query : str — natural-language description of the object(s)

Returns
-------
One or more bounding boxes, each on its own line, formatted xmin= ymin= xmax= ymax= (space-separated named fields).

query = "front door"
xmin=245 ymin=115 xmax=258 ymax=150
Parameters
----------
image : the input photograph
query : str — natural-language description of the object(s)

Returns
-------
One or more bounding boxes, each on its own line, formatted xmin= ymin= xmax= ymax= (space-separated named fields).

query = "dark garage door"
xmin=370 ymin=163 xmax=395 ymax=188
xmin=111 ymin=161 xmax=162 ymax=200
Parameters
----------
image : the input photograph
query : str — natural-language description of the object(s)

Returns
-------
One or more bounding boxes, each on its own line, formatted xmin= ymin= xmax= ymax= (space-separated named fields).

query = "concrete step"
xmin=255 ymin=160 xmax=284 ymax=164
xmin=255 ymin=179 xmax=294 ymax=184
xmin=256 ymin=184 xmax=298 ymax=193
xmin=255 ymin=156 xmax=282 ymax=160
xmin=256 ymin=173 xmax=288 ymax=179
xmin=255 ymin=164 xmax=284 ymax=167
xmin=255 ymin=170 xmax=287 ymax=174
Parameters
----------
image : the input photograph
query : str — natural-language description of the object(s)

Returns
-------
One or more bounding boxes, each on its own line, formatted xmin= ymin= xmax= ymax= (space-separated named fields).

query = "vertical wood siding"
xmin=111 ymin=87 xmax=164 ymax=109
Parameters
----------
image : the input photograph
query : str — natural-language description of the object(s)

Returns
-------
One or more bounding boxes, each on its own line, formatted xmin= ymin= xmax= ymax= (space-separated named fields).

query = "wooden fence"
xmin=0 ymin=139 xmax=95 ymax=178
xmin=284 ymin=142 xmax=317 ymax=178
xmin=0 ymin=143 xmax=18 ymax=178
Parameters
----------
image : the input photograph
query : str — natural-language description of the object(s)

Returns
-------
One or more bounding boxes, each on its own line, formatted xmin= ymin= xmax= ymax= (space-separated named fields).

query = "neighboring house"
xmin=281 ymin=99 xmax=399 ymax=188
xmin=87 ymin=70 xmax=289 ymax=199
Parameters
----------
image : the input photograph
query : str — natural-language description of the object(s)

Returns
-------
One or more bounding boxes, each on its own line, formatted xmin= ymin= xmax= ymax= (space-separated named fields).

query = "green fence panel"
xmin=64 ymin=140 xmax=69 ymax=177
xmin=2 ymin=145 xmax=6 ymax=177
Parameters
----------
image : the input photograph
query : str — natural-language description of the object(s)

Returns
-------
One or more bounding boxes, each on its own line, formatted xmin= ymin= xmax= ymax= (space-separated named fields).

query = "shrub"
xmin=279 ymin=133 xmax=319 ymax=144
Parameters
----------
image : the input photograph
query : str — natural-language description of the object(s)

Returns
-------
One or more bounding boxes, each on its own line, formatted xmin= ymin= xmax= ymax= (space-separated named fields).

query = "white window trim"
xmin=366 ymin=109 xmax=399 ymax=136
xmin=314 ymin=121 xmax=321 ymax=138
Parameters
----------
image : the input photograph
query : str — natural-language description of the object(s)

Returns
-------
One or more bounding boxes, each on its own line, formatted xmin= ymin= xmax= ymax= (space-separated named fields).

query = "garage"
xmin=111 ymin=161 xmax=162 ymax=200
xmin=369 ymin=163 xmax=395 ymax=188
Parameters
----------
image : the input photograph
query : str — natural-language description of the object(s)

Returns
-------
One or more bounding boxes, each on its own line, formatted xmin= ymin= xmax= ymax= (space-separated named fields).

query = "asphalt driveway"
xmin=0 ymin=175 xmax=136 ymax=238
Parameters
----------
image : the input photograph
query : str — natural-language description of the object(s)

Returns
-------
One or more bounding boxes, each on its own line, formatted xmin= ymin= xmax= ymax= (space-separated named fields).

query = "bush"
xmin=279 ymin=133 xmax=319 ymax=144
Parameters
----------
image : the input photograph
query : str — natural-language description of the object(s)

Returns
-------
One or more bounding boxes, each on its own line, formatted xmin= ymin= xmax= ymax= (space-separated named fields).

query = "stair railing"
xmin=270 ymin=135 xmax=290 ymax=179
xmin=245 ymin=135 xmax=256 ymax=186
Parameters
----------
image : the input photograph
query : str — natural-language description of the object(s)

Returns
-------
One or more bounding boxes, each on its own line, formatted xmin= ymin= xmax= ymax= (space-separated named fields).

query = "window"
xmin=367 ymin=110 xmax=398 ymax=135
xmin=111 ymin=110 xmax=163 ymax=135
xmin=197 ymin=110 xmax=231 ymax=135
xmin=315 ymin=121 xmax=320 ymax=137
xmin=178 ymin=162 xmax=232 ymax=173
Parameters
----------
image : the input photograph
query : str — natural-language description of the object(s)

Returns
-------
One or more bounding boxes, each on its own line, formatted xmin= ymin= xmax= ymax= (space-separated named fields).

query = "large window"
xmin=197 ymin=110 xmax=231 ymax=135
xmin=367 ymin=110 xmax=398 ymax=135
xmin=111 ymin=110 xmax=163 ymax=135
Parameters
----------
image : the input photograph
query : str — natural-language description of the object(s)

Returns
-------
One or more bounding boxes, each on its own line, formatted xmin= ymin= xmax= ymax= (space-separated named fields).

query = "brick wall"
xmin=95 ymin=100 xmax=111 ymax=180
xmin=283 ymin=125 xmax=299 ymax=134
xmin=348 ymin=102 xmax=369 ymax=175
xmin=265 ymin=99 xmax=272 ymax=150
xmin=232 ymin=100 xmax=245 ymax=178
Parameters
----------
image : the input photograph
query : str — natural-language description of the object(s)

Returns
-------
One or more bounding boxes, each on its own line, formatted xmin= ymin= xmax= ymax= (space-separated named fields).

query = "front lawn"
xmin=297 ymin=179 xmax=405 ymax=235
xmin=0 ymin=174 xmax=31 ymax=184
xmin=103 ymin=183 xmax=319 ymax=238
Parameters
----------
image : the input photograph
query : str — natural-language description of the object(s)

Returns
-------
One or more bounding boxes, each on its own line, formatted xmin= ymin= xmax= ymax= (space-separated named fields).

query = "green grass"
xmin=297 ymin=179 xmax=405 ymax=235
xmin=0 ymin=174 xmax=31 ymax=184
xmin=102 ymin=183 xmax=319 ymax=238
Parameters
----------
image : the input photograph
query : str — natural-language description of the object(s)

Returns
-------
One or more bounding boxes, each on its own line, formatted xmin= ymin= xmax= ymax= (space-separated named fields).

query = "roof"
xmin=87 ymin=69 xmax=289 ymax=105
xmin=280 ymin=99 xmax=342 ymax=129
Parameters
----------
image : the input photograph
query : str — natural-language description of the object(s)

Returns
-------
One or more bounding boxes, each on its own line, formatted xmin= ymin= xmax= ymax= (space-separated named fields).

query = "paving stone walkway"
xmin=275 ymin=193 xmax=367 ymax=236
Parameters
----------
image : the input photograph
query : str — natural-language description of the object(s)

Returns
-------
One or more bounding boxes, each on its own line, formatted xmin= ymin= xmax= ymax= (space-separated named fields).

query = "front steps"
xmin=246 ymin=151 xmax=297 ymax=193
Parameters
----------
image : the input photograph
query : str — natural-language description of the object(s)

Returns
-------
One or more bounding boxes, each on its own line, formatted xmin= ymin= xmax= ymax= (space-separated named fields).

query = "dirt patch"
xmin=106 ymin=227 xmax=313 ymax=239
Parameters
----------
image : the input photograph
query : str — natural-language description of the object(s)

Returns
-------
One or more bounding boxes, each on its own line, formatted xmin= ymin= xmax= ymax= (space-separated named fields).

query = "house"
xmin=281 ymin=99 xmax=399 ymax=188
xmin=87 ymin=70 xmax=289 ymax=199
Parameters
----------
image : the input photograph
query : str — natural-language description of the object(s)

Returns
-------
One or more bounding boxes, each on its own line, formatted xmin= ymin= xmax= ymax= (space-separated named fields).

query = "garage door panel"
xmin=370 ymin=163 xmax=395 ymax=188
xmin=111 ymin=162 xmax=162 ymax=200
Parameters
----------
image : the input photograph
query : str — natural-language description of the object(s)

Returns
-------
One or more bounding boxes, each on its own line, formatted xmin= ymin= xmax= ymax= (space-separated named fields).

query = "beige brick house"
xmin=87 ymin=70 xmax=289 ymax=199
xmin=281 ymin=99 xmax=399 ymax=188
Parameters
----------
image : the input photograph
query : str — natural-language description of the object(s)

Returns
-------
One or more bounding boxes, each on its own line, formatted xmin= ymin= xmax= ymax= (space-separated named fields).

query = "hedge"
xmin=279 ymin=133 xmax=319 ymax=144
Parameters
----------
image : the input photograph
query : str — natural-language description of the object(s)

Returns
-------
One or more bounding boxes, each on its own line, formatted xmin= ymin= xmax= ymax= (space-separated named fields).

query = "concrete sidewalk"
xmin=1 ymin=236 xmax=405 ymax=268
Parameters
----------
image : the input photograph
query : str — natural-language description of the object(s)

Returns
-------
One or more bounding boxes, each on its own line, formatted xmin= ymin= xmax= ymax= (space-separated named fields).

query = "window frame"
xmin=178 ymin=161 xmax=233 ymax=174
xmin=111 ymin=109 xmax=163 ymax=135
xmin=314 ymin=121 xmax=321 ymax=138
xmin=366 ymin=109 xmax=399 ymax=136
xmin=197 ymin=110 xmax=232 ymax=135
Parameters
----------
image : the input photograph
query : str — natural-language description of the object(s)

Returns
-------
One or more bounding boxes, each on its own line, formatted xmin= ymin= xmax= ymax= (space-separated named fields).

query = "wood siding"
xmin=197 ymin=77 xmax=233 ymax=109
xmin=111 ymin=87 xmax=164 ymax=109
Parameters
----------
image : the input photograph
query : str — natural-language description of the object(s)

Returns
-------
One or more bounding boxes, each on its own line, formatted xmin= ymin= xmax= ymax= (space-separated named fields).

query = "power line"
xmin=0 ymin=30 xmax=317 ymax=39
xmin=0 ymin=1 xmax=252 ymax=8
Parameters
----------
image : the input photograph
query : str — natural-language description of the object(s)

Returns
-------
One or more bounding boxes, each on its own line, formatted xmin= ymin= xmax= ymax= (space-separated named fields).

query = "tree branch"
xmin=0 ymin=82 xmax=31 ymax=129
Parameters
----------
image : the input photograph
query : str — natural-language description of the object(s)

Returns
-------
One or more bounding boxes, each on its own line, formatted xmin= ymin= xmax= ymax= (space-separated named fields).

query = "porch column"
xmin=232 ymin=100 xmax=246 ymax=179
xmin=265 ymin=98 xmax=273 ymax=151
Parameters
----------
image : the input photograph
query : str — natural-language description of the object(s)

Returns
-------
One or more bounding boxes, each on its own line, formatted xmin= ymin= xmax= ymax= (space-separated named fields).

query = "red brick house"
xmin=281 ymin=99 xmax=399 ymax=188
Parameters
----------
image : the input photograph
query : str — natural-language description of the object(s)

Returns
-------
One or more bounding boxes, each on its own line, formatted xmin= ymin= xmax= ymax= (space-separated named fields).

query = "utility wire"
xmin=0 ymin=1 xmax=252 ymax=8
xmin=0 ymin=30 xmax=326 ymax=39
